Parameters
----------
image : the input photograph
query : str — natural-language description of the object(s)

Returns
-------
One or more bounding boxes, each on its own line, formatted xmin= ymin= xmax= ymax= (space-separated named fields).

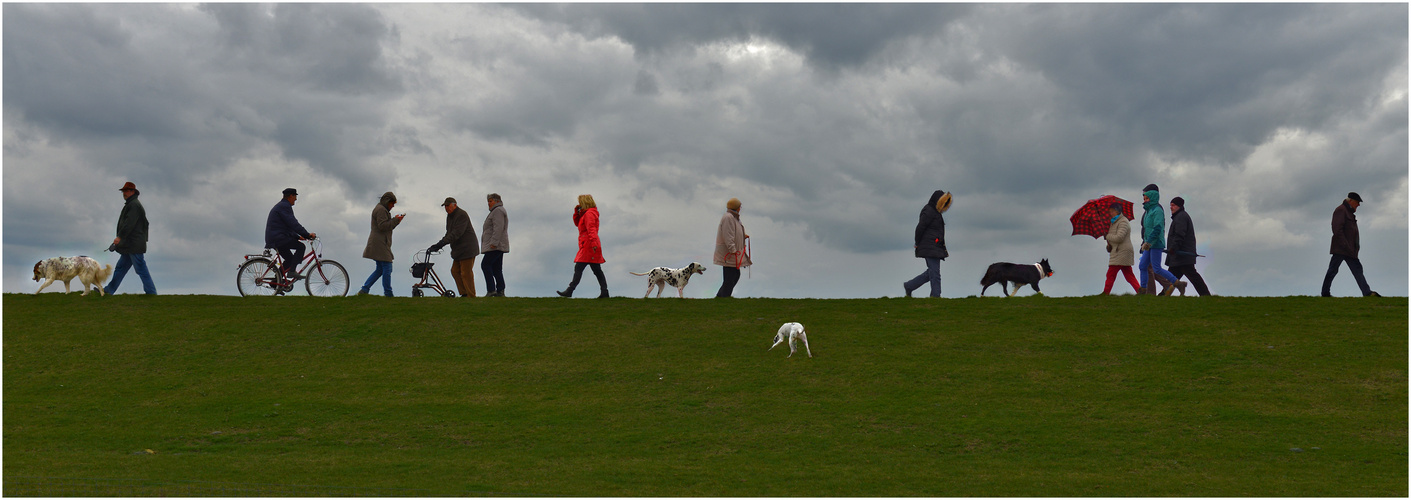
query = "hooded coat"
xmin=1140 ymin=190 xmax=1166 ymax=249
xmin=1165 ymin=207 xmax=1198 ymax=267
xmin=362 ymin=193 xmax=403 ymax=262
xmin=115 ymin=192 xmax=149 ymax=254
xmin=573 ymin=207 xmax=605 ymax=264
xmin=1106 ymin=215 xmax=1136 ymax=266
xmin=913 ymin=190 xmax=949 ymax=260
xmin=1330 ymin=201 xmax=1360 ymax=258
xmin=437 ymin=207 xmax=480 ymax=261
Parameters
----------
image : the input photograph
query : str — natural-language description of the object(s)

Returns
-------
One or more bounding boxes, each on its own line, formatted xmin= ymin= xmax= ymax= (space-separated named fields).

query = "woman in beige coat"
xmin=713 ymin=198 xmax=752 ymax=298
xmin=1102 ymin=202 xmax=1141 ymax=295
xmin=359 ymin=191 xmax=405 ymax=296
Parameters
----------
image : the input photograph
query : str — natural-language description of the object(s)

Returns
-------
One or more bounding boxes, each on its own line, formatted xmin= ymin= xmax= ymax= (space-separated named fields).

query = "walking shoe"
xmin=904 ymin=283 xmax=914 ymax=298
xmin=1366 ymin=291 xmax=1383 ymax=297
xmin=557 ymin=289 xmax=572 ymax=297
xmin=598 ymin=289 xmax=610 ymax=299
xmin=1175 ymin=281 xmax=1188 ymax=296
xmin=357 ymin=289 xmax=369 ymax=296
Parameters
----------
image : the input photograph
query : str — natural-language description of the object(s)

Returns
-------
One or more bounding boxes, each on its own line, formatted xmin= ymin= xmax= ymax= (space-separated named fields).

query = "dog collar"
xmin=1035 ymin=263 xmax=1045 ymax=279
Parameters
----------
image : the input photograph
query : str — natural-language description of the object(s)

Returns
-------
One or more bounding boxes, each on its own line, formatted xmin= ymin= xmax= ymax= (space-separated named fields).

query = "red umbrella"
xmin=1071 ymin=195 xmax=1135 ymax=239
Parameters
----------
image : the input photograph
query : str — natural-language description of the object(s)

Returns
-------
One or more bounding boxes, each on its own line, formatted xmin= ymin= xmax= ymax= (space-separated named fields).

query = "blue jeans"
xmin=481 ymin=251 xmax=506 ymax=294
xmin=104 ymin=253 xmax=157 ymax=295
xmin=904 ymin=257 xmax=942 ymax=297
xmin=360 ymin=260 xmax=394 ymax=296
xmin=1139 ymin=247 xmax=1177 ymax=288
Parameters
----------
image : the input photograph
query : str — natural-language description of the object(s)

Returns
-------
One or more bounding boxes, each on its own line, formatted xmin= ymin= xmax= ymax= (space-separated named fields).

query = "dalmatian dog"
xmin=630 ymin=262 xmax=707 ymax=298
xmin=33 ymin=256 xmax=113 ymax=296
xmin=770 ymin=322 xmax=812 ymax=358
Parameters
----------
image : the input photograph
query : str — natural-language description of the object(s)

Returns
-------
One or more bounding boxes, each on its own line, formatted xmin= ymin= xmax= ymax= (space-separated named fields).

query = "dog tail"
xmin=98 ymin=264 xmax=114 ymax=284
xmin=629 ymin=271 xmax=650 ymax=276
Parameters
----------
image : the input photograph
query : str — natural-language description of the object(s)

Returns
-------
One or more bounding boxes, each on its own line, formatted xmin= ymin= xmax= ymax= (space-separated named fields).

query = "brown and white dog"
xmin=33 ymin=256 xmax=113 ymax=296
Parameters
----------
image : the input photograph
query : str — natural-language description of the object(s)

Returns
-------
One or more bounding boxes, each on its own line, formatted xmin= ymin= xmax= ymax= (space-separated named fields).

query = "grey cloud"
xmin=512 ymin=4 xmax=971 ymax=71
xmin=4 ymin=3 xmax=410 ymax=198
xmin=5 ymin=4 xmax=1405 ymax=297
xmin=987 ymin=4 xmax=1407 ymax=166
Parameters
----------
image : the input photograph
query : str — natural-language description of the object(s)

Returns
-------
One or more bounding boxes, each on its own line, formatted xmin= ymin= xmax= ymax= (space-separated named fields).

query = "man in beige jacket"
xmin=714 ymin=198 xmax=752 ymax=298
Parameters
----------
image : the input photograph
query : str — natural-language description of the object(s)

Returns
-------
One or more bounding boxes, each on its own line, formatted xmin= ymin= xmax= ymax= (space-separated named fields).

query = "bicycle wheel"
xmin=237 ymin=258 xmax=278 ymax=297
xmin=305 ymin=259 xmax=350 ymax=297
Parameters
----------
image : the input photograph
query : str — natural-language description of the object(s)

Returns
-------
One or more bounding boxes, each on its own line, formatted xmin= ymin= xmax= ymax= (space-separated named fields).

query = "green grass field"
xmin=3 ymin=294 xmax=1406 ymax=496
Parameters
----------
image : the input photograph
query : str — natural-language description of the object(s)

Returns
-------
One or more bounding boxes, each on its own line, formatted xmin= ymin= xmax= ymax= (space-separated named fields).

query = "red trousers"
xmin=1104 ymin=265 xmax=1141 ymax=295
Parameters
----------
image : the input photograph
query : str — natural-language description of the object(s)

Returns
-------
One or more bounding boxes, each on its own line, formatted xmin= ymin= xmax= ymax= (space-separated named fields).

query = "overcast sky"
xmin=5 ymin=3 xmax=1407 ymax=298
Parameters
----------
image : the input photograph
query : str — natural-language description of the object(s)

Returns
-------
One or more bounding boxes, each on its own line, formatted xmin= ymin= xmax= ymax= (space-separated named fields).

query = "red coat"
xmin=573 ymin=207 xmax=605 ymax=264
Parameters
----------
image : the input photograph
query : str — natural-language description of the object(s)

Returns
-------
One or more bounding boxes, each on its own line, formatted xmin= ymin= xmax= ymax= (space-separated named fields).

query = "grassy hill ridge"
xmin=4 ymin=294 xmax=1406 ymax=496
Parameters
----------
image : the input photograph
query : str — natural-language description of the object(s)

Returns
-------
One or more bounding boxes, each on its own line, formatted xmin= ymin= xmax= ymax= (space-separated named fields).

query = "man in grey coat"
xmin=430 ymin=197 xmax=480 ymax=297
xmin=480 ymin=193 xmax=509 ymax=297
xmin=103 ymin=181 xmax=157 ymax=295
xmin=1321 ymin=192 xmax=1380 ymax=297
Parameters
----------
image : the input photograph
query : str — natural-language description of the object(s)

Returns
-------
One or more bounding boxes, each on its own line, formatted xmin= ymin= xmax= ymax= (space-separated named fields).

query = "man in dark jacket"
xmin=430 ymin=197 xmax=480 ymax=297
xmin=1321 ymin=192 xmax=1379 ymax=297
xmin=103 ymin=181 xmax=157 ymax=295
xmin=903 ymin=189 xmax=950 ymax=297
xmin=1164 ymin=197 xmax=1209 ymax=296
xmin=265 ymin=188 xmax=316 ymax=280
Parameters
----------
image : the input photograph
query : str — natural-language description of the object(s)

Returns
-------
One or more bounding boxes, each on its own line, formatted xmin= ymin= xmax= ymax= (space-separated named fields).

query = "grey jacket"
xmin=481 ymin=204 xmax=509 ymax=253
xmin=438 ymin=207 xmax=480 ymax=261
xmin=362 ymin=203 xmax=402 ymax=262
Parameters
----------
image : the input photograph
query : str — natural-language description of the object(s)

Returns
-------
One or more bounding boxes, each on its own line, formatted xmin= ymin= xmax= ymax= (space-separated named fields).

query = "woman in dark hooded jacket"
xmin=904 ymin=190 xmax=951 ymax=297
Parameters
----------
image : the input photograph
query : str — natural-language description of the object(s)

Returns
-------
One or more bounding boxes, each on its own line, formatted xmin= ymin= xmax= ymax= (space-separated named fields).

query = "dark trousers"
xmin=716 ymin=266 xmax=742 ymax=297
xmin=1322 ymin=254 xmax=1372 ymax=296
xmin=1167 ymin=264 xmax=1211 ymax=296
xmin=272 ymin=240 xmax=305 ymax=277
xmin=481 ymin=251 xmax=506 ymax=294
xmin=568 ymin=262 xmax=607 ymax=292
xmin=904 ymin=257 xmax=942 ymax=297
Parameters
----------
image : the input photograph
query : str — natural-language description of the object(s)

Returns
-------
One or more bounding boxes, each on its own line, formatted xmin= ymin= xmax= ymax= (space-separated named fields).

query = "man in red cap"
xmin=103 ymin=182 xmax=157 ymax=294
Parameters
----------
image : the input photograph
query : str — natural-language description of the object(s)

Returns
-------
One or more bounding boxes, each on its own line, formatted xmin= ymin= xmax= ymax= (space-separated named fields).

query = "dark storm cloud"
xmin=512 ymin=3 xmax=972 ymax=70
xmin=3 ymin=3 xmax=408 ymax=197
xmin=497 ymin=3 xmax=1405 ymax=256
xmin=5 ymin=3 xmax=1404 ymax=297
xmin=986 ymin=4 xmax=1407 ymax=167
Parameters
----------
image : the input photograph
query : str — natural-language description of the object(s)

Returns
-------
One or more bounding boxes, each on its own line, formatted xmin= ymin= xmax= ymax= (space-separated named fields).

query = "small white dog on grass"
xmin=770 ymin=322 xmax=812 ymax=358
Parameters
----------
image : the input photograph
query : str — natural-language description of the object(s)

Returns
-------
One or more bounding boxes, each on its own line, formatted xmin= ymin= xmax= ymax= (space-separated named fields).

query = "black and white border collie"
xmin=980 ymin=259 xmax=1054 ymax=297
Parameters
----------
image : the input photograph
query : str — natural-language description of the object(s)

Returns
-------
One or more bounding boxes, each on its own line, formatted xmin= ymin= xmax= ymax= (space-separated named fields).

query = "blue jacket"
xmin=1140 ymin=190 xmax=1165 ymax=249
xmin=265 ymin=198 xmax=311 ymax=247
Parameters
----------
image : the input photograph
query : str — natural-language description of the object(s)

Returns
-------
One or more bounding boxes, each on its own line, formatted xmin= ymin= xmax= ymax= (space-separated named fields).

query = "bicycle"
xmin=236 ymin=237 xmax=349 ymax=297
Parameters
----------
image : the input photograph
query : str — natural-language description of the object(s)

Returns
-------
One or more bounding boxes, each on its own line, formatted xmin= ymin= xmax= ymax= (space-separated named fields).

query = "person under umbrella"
xmin=1102 ymin=202 xmax=1142 ymax=295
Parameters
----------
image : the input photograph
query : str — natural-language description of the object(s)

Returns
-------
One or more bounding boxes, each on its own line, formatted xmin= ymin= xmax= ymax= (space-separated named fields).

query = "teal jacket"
xmin=1140 ymin=190 xmax=1165 ymax=248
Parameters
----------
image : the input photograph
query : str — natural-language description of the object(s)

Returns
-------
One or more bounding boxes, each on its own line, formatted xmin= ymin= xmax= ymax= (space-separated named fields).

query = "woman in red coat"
xmin=557 ymin=194 xmax=610 ymax=298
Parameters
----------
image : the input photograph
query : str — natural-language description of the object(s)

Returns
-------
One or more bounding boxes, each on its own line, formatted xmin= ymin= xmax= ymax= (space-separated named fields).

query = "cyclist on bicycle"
xmin=266 ymin=188 xmax=317 ymax=281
